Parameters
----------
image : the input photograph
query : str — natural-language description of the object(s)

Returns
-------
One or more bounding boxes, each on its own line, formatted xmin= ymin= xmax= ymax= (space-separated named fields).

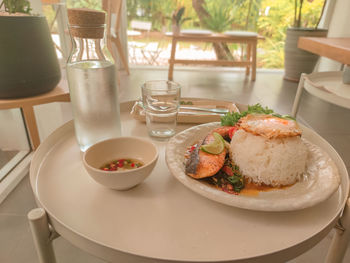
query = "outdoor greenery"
xmin=0 ymin=0 xmax=32 ymax=14
xmin=125 ymin=0 xmax=325 ymax=68
xmin=42 ymin=0 xmax=325 ymax=69
xmin=66 ymin=0 xmax=101 ymax=10
xmin=169 ymin=6 xmax=191 ymax=27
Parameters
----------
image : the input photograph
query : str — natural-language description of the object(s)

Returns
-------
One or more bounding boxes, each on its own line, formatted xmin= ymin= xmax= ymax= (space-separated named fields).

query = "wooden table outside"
xmin=0 ymin=78 xmax=70 ymax=150
xmin=298 ymin=37 xmax=350 ymax=65
xmin=167 ymin=33 xmax=262 ymax=81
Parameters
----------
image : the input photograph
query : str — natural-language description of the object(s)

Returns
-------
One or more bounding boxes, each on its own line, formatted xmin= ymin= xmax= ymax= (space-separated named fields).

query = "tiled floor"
xmin=0 ymin=67 xmax=349 ymax=262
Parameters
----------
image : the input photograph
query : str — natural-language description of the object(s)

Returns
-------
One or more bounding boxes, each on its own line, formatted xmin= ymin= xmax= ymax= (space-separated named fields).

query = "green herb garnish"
xmin=220 ymin=103 xmax=294 ymax=126
xmin=225 ymin=160 xmax=245 ymax=193
xmin=202 ymin=160 xmax=245 ymax=193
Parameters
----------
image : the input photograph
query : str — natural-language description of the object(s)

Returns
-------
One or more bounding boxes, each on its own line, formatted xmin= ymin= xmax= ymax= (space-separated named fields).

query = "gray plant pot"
xmin=0 ymin=15 xmax=61 ymax=98
xmin=284 ymin=28 xmax=328 ymax=82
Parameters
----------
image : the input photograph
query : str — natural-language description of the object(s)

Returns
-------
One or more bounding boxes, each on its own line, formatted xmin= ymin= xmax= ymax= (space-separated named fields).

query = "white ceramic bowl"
xmin=83 ymin=137 xmax=158 ymax=190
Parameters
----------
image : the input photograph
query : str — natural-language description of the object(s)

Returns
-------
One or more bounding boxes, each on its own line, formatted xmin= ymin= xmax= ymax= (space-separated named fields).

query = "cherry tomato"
xmin=222 ymin=165 xmax=234 ymax=176
xmin=228 ymin=126 xmax=237 ymax=139
xmin=189 ymin=144 xmax=197 ymax=152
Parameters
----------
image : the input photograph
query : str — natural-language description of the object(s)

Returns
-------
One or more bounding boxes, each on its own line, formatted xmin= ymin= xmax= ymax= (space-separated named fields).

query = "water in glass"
xmin=145 ymin=100 xmax=178 ymax=137
xmin=142 ymin=80 xmax=181 ymax=138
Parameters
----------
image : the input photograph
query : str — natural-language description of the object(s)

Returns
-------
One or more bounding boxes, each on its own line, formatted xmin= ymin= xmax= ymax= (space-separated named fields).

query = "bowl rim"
xmin=83 ymin=136 xmax=159 ymax=175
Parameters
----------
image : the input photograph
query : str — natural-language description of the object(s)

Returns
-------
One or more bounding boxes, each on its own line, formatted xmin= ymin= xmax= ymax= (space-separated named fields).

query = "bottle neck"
xmin=67 ymin=26 xmax=114 ymax=64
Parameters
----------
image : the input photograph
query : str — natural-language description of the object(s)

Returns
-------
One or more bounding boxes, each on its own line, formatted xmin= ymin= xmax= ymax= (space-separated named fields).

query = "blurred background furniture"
xmin=41 ymin=0 xmax=70 ymax=61
xmin=130 ymin=20 xmax=152 ymax=36
xmin=298 ymin=37 xmax=350 ymax=84
xmin=103 ymin=0 xmax=130 ymax=75
xmin=167 ymin=31 xmax=262 ymax=81
xmin=141 ymin=42 xmax=162 ymax=65
xmin=292 ymin=37 xmax=350 ymax=118
xmin=298 ymin=37 xmax=350 ymax=67
xmin=128 ymin=20 xmax=163 ymax=65
xmin=0 ymin=82 xmax=70 ymax=150
xmin=291 ymin=72 xmax=350 ymax=117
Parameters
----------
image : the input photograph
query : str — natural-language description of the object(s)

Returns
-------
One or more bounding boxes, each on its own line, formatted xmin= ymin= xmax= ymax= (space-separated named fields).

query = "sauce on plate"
xmin=240 ymin=181 xmax=292 ymax=196
xmin=100 ymin=158 xmax=144 ymax=171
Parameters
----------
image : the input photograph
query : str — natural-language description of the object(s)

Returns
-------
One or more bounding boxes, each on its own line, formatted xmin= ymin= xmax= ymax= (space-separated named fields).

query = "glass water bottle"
xmin=66 ymin=8 xmax=121 ymax=152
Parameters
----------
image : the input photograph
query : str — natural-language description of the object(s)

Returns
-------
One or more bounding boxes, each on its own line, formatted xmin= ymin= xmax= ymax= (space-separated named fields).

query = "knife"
xmin=137 ymin=101 xmax=229 ymax=114
xmin=179 ymin=111 xmax=225 ymax=116
xmin=180 ymin=106 xmax=229 ymax=114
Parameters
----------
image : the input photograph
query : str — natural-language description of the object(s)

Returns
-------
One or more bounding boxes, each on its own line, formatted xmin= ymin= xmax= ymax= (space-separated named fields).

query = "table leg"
xmin=246 ymin=43 xmax=251 ymax=76
xmin=291 ymin=74 xmax=306 ymax=118
xmin=325 ymin=198 xmax=350 ymax=263
xmin=21 ymin=105 xmax=40 ymax=150
xmin=28 ymin=208 xmax=58 ymax=263
xmin=251 ymin=41 xmax=257 ymax=81
xmin=168 ymin=37 xmax=177 ymax=81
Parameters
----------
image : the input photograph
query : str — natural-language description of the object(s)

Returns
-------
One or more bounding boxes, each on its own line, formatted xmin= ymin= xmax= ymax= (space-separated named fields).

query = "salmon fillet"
xmin=185 ymin=126 xmax=232 ymax=179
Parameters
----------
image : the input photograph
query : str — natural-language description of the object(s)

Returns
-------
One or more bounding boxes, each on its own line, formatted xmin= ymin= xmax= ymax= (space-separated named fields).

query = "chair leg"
xmin=111 ymin=36 xmax=130 ymax=75
xmin=325 ymin=198 xmax=350 ymax=263
xmin=291 ymin=73 xmax=306 ymax=118
xmin=246 ymin=43 xmax=251 ymax=76
xmin=251 ymin=41 xmax=257 ymax=81
xmin=21 ymin=106 xmax=40 ymax=150
xmin=141 ymin=49 xmax=153 ymax=65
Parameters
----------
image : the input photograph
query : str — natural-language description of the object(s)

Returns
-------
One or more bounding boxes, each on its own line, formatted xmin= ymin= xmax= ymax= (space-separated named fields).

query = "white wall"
xmin=318 ymin=0 xmax=350 ymax=71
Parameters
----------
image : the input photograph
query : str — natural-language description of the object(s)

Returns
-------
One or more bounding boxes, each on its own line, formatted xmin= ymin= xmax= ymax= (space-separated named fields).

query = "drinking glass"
xmin=141 ymin=80 xmax=181 ymax=138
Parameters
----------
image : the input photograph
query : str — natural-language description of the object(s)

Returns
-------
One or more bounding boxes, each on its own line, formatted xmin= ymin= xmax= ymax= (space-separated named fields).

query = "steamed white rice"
xmin=230 ymin=129 xmax=308 ymax=187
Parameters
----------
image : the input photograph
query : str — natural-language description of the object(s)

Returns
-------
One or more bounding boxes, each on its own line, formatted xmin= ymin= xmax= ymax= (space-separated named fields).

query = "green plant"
xmin=171 ymin=6 xmax=191 ymax=26
xmin=293 ymin=0 xmax=326 ymax=28
xmin=203 ymin=3 xmax=234 ymax=32
xmin=0 ymin=0 xmax=32 ymax=14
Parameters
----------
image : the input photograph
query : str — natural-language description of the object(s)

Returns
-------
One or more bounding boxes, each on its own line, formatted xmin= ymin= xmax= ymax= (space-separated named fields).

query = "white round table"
xmin=29 ymin=101 xmax=349 ymax=263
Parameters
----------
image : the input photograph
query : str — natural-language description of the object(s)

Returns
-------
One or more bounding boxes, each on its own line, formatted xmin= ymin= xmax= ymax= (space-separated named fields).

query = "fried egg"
xmin=237 ymin=114 xmax=302 ymax=139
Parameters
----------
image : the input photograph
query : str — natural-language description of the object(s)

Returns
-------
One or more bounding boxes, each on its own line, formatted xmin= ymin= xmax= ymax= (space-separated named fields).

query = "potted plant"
xmin=0 ymin=0 xmax=61 ymax=98
xmin=170 ymin=6 xmax=191 ymax=35
xmin=284 ymin=0 xmax=328 ymax=82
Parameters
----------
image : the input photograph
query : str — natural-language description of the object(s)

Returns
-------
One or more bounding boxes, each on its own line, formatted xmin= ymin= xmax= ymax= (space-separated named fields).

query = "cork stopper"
xmin=67 ymin=8 xmax=106 ymax=39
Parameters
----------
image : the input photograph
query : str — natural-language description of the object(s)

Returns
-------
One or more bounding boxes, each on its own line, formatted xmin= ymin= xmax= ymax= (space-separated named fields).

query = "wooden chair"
xmin=41 ymin=0 xmax=70 ymax=60
xmin=102 ymin=0 xmax=130 ymax=75
xmin=141 ymin=42 xmax=162 ymax=65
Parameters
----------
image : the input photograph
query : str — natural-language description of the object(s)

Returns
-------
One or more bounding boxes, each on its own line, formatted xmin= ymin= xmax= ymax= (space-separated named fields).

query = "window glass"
xmin=0 ymin=109 xmax=30 ymax=182
xmin=125 ymin=0 xmax=325 ymax=68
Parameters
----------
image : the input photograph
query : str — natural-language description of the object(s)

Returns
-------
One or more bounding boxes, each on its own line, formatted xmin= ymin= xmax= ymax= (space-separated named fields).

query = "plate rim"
xmin=165 ymin=122 xmax=342 ymax=212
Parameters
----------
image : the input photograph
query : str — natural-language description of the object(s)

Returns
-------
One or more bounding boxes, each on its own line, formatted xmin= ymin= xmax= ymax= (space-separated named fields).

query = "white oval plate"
xmin=165 ymin=122 xmax=341 ymax=211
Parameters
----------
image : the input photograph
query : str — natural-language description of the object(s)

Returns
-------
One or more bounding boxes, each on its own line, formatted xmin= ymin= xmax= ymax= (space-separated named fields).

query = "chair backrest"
xmin=102 ymin=0 xmax=122 ymax=35
xmin=102 ymin=0 xmax=129 ymax=75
